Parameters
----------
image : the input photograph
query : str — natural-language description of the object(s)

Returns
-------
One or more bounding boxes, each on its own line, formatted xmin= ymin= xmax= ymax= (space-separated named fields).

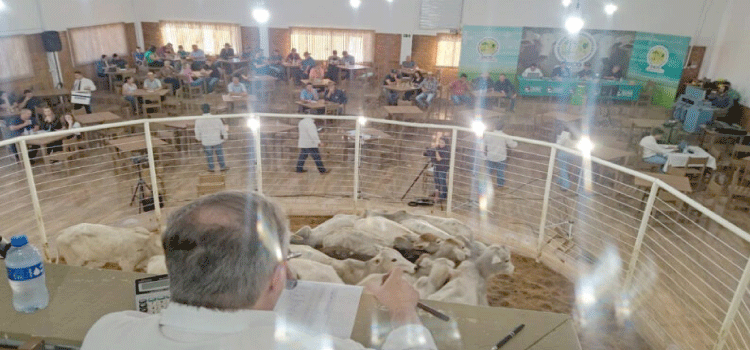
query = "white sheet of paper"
xmin=274 ymin=280 xmax=363 ymax=339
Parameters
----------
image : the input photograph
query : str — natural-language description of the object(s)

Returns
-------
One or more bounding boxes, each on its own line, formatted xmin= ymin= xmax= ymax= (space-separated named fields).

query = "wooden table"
xmin=0 ymin=262 xmax=581 ymax=349
xmin=459 ymin=108 xmax=505 ymax=121
xmin=160 ymin=120 xmax=196 ymax=154
xmin=217 ymin=58 xmax=251 ymax=71
xmin=107 ymin=135 xmax=167 ymax=153
xmin=471 ymin=89 xmax=511 ymax=110
xmin=635 ymin=172 xmax=693 ymax=193
xmin=591 ymin=145 xmax=635 ymax=162
xmin=132 ymin=89 xmax=170 ymax=116
xmin=75 ymin=112 xmax=121 ymax=126
xmin=282 ymin=62 xmax=301 ymax=82
xmin=104 ymin=69 xmax=136 ymax=92
xmin=301 ymin=78 xmax=333 ymax=88
xmin=257 ymin=122 xmax=297 ymax=168
xmin=384 ymin=84 xmax=420 ymax=101
xmin=222 ymin=94 xmax=257 ymax=111
xmin=34 ymin=89 xmax=70 ymax=109
xmin=25 ymin=131 xmax=69 ymax=167
xmin=296 ymin=100 xmax=329 ymax=113
xmin=383 ymin=105 xmax=423 ymax=120
xmin=337 ymin=64 xmax=370 ymax=82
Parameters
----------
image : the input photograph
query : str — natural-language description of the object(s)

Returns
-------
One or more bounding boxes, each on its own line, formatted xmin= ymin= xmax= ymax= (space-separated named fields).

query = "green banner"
xmin=459 ymin=26 xmax=522 ymax=81
xmin=626 ymin=32 xmax=691 ymax=107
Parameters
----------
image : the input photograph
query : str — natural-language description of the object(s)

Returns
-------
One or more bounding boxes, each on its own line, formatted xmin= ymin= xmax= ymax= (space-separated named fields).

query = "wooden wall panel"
xmin=411 ymin=35 xmax=437 ymax=74
xmin=241 ymin=26 xmax=260 ymax=53
xmin=269 ymin=28 xmax=290 ymax=57
xmin=141 ymin=22 xmax=162 ymax=50
xmin=374 ymin=33 xmax=400 ymax=73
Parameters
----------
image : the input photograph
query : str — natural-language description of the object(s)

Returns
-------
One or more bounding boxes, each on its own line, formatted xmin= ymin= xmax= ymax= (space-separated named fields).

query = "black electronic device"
xmin=41 ymin=31 xmax=62 ymax=52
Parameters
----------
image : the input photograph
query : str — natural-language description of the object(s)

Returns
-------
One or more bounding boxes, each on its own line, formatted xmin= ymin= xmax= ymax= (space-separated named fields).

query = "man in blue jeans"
xmin=296 ymin=116 xmax=328 ymax=173
xmin=484 ymin=121 xmax=518 ymax=188
xmin=194 ymin=104 xmax=229 ymax=172
xmin=639 ymin=128 xmax=671 ymax=167
xmin=424 ymin=135 xmax=450 ymax=201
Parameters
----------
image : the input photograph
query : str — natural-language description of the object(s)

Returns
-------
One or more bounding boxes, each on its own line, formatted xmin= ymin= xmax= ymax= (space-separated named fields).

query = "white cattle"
xmin=288 ymin=258 xmax=344 ymax=284
xmin=320 ymin=227 xmax=381 ymax=257
xmin=332 ymin=247 xmax=416 ymax=285
xmin=145 ymin=255 xmax=167 ymax=274
xmin=362 ymin=209 xmax=412 ymax=223
xmin=427 ymin=245 xmax=514 ymax=306
xmin=417 ymin=237 xmax=469 ymax=263
xmin=399 ymin=219 xmax=452 ymax=240
xmin=289 ymin=244 xmax=336 ymax=265
xmin=414 ymin=257 xmax=455 ymax=298
xmin=353 ymin=216 xmax=419 ymax=246
xmin=307 ymin=214 xmax=359 ymax=246
xmin=415 ymin=215 xmax=475 ymax=240
xmin=55 ymin=223 xmax=163 ymax=272
xmin=357 ymin=272 xmax=417 ymax=289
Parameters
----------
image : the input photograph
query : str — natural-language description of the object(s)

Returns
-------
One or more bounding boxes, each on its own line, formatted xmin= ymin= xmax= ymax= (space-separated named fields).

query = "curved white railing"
xmin=1 ymin=113 xmax=749 ymax=350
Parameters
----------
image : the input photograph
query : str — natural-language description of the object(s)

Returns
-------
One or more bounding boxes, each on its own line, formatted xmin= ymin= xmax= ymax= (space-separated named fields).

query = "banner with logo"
xmin=516 ymin=27 xmax=636 ymax=79
xmin=459 ymin=26 xmax=523 ymax=80
xmin=626 ymin=32 xmax=691 ymax=107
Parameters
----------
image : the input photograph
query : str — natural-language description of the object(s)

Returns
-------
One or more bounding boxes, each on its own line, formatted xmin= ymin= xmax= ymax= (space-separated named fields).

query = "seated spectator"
xmin=219 ymin=43 xmax=235 ymax=60
xmin=551 ymin=62 xmax=571 ymax=79
xmin=143 ymin=72 xmax=163 ymax=91
xmin=241 ymin=47 xmax=254 ymax=60
xmin=323 ymin=81 xmax=347 ymax=113
xmin=308 ymin=63 xmax=325 ymax=81
xmin=415 ymin=73 xmax=439 ymax=110
xmin=521 ymin=63 xmax=544 ymax=78
xmin=63 ymin=114 xmax=82 ymax=141
xmin=145 ymin=46 xmax=163 ymax=67
xmin=577 ymin=62 xmax=594 ymax=79
xmin=301 ymin=52 xmax=316 ymax=76
xmin=300 ymin=83 xmax=319 ymax=102
xmin=190 ymin=44 xmax=206 ymax=70
xmin=8 ymin=109 xmax=38 ymax=160
xmin=201 ymin=61 xmax=221 ymax=93
xmin=111 ymin=54 xmax=127 ymax=69
xmin=326 ymin=50 xmax=341 ymax=80
xmin=449 ymin=73 xmax=471 ymax=105
xmin=156 ymin=43 xmax=174 ymax=58
xmin=81 ymin=192 xmax=436 ymax=350
xmin=16 ymin=90 xmax=42 ymax=112
xmin=96 ymin=55 xmax=110 ymax=78
xmin=383 ymin=69 xmax=400 ymax=106
xmin=251 ymin=51 xmax=270 ymax=76
xmin=602 ymin=64 xmax=623 ymax=80
xmin=177 ymin=45 xmax=189 ymax=59
xmin=472 ymin=72 xmax=494 ymax=91
xmin=159 ymin=60 xmax=181 ymax=93
xmin=267 ymin=49 xmax=285 ymax=79
xmin=132 ymin=47 xmax=145 ymax=66
xmin=122 ymin=77 xmax=138 ymax=113
xmin=180 ymin=63 xmax=204 ymax=90
xmin=639 ymin=128 xmax=671 ymax=166
xmin=285 ymin=48 xmax=301 ymax=63
xmin=226 ymin=76 xmax=247 ymax=95
xmin=0 ymin=90 xmax=16 ymax=111
xmin=401 ymin=55 xmax=418 ymax=69
xmin=327 ymin=50 xmax=341 ymax=66
xmin=40 ymin=107 xmax=63 ymax=153
xmin=494 ymin=74 xmax=517 ymax=112
xmin=404 ymin=71 xmax=423 ymax=101
xmin=340 ymin=51 xmax=355 ymax=79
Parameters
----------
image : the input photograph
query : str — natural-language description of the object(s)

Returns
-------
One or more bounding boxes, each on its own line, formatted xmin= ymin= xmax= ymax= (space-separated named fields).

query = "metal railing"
xmin=2 ymin=112 xmax=749 ymax=350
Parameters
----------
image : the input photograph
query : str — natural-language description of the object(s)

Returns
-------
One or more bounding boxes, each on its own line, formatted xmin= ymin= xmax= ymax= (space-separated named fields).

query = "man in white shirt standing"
xmin=72 ymin=71 xmax=96 ymax=114
xmin=639 ymin=128 xmax=671 ymax=165
xmin=484 ymin=121 xmax=518 ymax=188
xmin=296 ymin=117 xmax=327 ymax=173
xmin=194 ymin=104 xmax=229 ymax=172
xmin=81 ymin=192 xmax=436 ymax=350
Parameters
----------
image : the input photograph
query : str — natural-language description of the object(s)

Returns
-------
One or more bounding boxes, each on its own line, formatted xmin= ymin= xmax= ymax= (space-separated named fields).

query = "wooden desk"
xmin=384 ymin=84 xmax=420 ymax=101
xmin=106 ymin=135 xmax=167 ymax=153
xmin=591 ymin=145 xmax=635 ymax=162
xmin=459 ymin=108 xmax=505 ymax=121
xmin=25 ymin=132 xmax=69 ymax=167
xmin=282 ymin=62 xmax=301 ymax=82
xmin=104 ymin=69 xmax=137 ymax=92
xmin=217 ymin=58 xmax=251 ymax=71
xmin=33 ymin=89 xmax=70 ymax=109
xmin=132 ymin=89 xmax=170 ymax=116
xmin=635 ymin=172 xmax=693 ymax=193
xmin=75 ymin=112 xmax=121 ymax=126
xmin=0 ymin=262 xmax=581 ymax=349
xmin=383 ymin=105 xmax=424 ymax=120
xmin=337 ymin=64 xmax=369 ymax=82
xmin=301 ymin=78 xmax=333 ymax=88
xmin=296 ymin=100 xmax=329 ymax=113
xmin=222 ymin=94 xmax=257 ymax=111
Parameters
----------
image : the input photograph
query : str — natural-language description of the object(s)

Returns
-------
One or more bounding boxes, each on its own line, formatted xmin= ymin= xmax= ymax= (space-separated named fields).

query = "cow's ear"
xmin=491 ymin=255 xmax=503 ymax=264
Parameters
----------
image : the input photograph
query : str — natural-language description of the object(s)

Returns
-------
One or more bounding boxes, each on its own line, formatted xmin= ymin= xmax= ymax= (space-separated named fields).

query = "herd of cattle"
xmin=53 ymin=210 xmax=515 ymax=306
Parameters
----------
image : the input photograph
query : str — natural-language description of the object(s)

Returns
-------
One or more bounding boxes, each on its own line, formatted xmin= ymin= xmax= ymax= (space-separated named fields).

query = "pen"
xmin=492 ymin=324 xmax=524 ymax=350
xmin=416 ymin=302 xmax=450 ymax=322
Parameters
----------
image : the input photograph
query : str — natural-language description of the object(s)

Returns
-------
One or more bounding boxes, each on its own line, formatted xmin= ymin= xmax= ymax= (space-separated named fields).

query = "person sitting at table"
xmin=143 ymin=72 xmax=163 ymax=91
xmin=190 ymin=44 xmax=207 ymax=70
xmin=424 ymin=135 xmax=450 ymax=201
xmin=63 ymin=114 xmax=82 ymax=141
xmin=286 ymin=48 xmax=302 ymax=63
xmin=415 ymin=73 xmax=439 ymax=110
xmin=323 ymin=81 xmax=347 ymax=114
xmin=401 ymin=55 xmax=417 ymax=69
xmin=308 ymin=63 xmax=325 ymax=81
xmin=96 ymin=55 xmax=110 ymax=79
xmin=111 ymin=54 xmax=127 ymax=69
xmin=194 ymin=104 xmax=229 ymax=173
xmin=327 ymin=50 xmax=341 ymax=66
xmin=325 ymin=50 xmax=341 ymax=80
xmin=122 ymin=76 xmax=138 ymax=114
xmin=383 ymin=69 xmax=400 ymax=106
xmin=132 ymin=47 xmax=145 ymax=66
xmin=219 ymin=43 xmax=235 ymax=60
xmin=577 ymin=62 xmax=594 ymax=79
xmin=156 ymin=43 xmax=174 ymax=58
xmin=602 ymin=64 xmax=623 ymax=80
xmin=227 ymin=76 xmax=247 ymax=96
xmin=551 ymin=62 xmax=571 ymax=79
xmin=297 ymin=116 xmax=328 ymax=173
xmin=159 ymin=60 xmax=181 ymax=93
xmin=40 ymin=107 xmax=63 ymax=154
xmin=251 ymin=51 xmax=270 ymax=76
xmin=267 ymin=49 xmax=284 ymax=79
xmin=404 ymin=70 xmax=423 ymax=101
xmin=300 ymin=83 xmax=319 ymax=102
xmin=0 ymin=90 xmax=16 ymax=111
xmin=15 ymin=90 xmax=42 ymax=112
xmin=472 ymin=72 xmax=494 ymax=91
xmin=521 ymin=63 xmax=544 ymax=78
xmin=199 ymin=63 xmax=221 ymax=93
xmin=300 ymin=52 xmax=316 ymax=76
xmin=449 ymin=73 xmax=472 ymax=106
xmin=494 ymin=74 xmax=517 ymax=112
xmin=8 ymin=109 xmax=39 ymax=161
xmin=176 ymin=45 xmax=189 ymax=59
xmin=340 ymin=51 xmax=355 ymax=79
xmin=72 ymin=71 xmax=96 ymax=114
xmin=639 ymin=128 xmax=671 ymax=166
xmin=144 ymin=46 xmax=163 ymax=67
xmin=240 ymin=47 xmax=254 ymax=60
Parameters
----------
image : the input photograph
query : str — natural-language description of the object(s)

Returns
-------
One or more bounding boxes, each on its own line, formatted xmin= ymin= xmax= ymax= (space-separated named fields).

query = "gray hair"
xmin=162 ymin=191 xmax=289 ymax=310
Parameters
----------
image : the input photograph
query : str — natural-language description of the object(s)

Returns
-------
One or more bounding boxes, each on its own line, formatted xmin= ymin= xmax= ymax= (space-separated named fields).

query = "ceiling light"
xmin=565 ymin=16 xmax=585 ymax=34
xmin=386 ymin=0 xmax=394 ymax=2
xmin=252 ymin=8 xmax=270 ymax=23
xmin=0 ymin=1 xmax=7 ymax=11
xmin=604 ymin=4 xmax=618 ymax=15
xmin=350 ymin=0 xmax=361 ymax=8
xmin=561 ymin=0 xmax=572 ymax=7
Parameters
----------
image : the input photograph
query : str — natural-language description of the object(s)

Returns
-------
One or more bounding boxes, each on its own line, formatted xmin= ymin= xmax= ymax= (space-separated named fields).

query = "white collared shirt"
xmin=73 ymin=77 xmax=97 ymax=91
xmin=639 ymin=135 xmax=670 ymax=158
xmin=81 ymin=302 xmax=437 ymax=350
xmin=298 ymin=118 xmax=321 ymax=148
xmin=485 ymin=131 xmax=518 ymax=162
xmin=194 ymin=114 xmax=227 ymax=146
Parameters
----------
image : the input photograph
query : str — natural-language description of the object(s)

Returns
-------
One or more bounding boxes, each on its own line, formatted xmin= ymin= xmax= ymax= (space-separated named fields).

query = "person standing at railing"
xmin=296 ymin=117 xmax=328 ymax=174
xmin=194 ymin=104 xmax=229 ymax=173
xmin=424 ymin=135 xmax=450 ymax=201
xmin=555 ymin=127 xmax=578 ymax=191
xmin=484 ymin=121 xmax=518 ymax=189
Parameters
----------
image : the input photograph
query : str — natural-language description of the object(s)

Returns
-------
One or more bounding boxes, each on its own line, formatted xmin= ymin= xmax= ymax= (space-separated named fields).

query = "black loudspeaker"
xmin=41 ymin=31 xmax=62 ymax=52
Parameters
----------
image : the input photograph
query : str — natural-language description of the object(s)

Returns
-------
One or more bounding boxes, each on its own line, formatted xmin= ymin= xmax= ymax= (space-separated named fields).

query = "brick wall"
xmin=269 ymin=28 xmax=290 ymax=57
xmin=141 ymin=22 xmax=162 ymax=50
xmin=374 ymin=33 xmax=401 ymax=75
xmin=410 ymin=34 xmax=459 ymax=85
xmin=241 ymin=26 xmax=260 ymax=53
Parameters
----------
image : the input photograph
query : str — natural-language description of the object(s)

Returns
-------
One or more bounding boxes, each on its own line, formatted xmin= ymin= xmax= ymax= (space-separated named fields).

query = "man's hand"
xmin=366 ymin=269 xmax=421 ymax=328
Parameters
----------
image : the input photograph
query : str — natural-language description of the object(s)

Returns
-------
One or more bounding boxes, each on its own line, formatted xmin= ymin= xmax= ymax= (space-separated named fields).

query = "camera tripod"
xmin=130 ymin=160 xmax=152 ymax=213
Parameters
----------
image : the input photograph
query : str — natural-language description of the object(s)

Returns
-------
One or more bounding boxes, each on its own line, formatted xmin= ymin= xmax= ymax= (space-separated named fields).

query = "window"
xmin=69 ymin=23 xmax=128 ymax=66
xmin=160 ymin=21 xmax=240 ymax=55
xmin=436 ymin=34 xmax=461 ymax=67
xmin=0 ymin=35 xmax=33 ymax=81
xmin=290 ymin=28 xmax=374 ymax=63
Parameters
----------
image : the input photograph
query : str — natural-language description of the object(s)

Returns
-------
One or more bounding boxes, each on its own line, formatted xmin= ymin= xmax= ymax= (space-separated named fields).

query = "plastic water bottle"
xmin=5 ymin=235 xmax=49 ymax=313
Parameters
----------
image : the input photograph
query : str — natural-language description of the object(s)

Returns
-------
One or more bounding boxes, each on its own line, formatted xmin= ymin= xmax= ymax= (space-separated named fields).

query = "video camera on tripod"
xmin=131 ymin=155 xmax=148 ymax=165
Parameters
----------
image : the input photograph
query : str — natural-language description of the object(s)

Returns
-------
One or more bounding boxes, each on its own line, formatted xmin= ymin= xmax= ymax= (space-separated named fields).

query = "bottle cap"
xmin=10 ymin=235 xmax=28 ymax=247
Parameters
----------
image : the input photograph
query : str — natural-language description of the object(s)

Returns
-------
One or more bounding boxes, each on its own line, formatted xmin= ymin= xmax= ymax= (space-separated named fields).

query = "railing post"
xmin=623 ymin=182 xmax=659 ymax=289
xmin=143 ymin=122 xmax=163 ymax=229
xmin=18 ymin=140 xmax=49 ymax=260
xmin=536 ymin=147 xmax=557 ymax=259
xmin=253 ymin=116 xmax=263 ymax=194
xmin=446 ymin=128 xmax=457 ymax=215
xmin=713 ymin=256 xmax=750 ymax=350
xmin=353 ymin=121 xmax=361 ymax=207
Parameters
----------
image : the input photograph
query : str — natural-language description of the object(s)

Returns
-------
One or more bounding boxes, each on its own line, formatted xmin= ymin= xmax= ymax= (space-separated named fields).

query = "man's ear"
xmin=269 ymin=263 xmax=287 ymax=293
